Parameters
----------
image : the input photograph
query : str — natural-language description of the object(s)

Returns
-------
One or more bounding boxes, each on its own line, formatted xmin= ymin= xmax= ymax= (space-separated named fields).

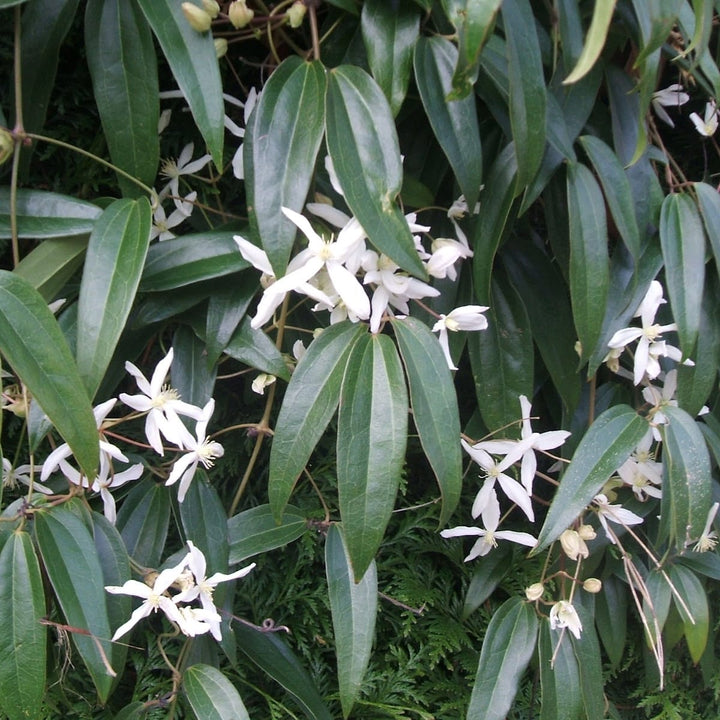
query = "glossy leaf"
xmin=269 ymin=322 xmax=365 ymax=520
xmin=391 ymin=316 xmax=462 ymax=525
xmin=658 ymin=405 xmax=712 ymax=551
xmin=180 ymin=478 xmax=228 ymax=575
xmin=135 ymin=0 xmax=223 ymax=169
xmin=0 ymin=188 xmax=100 ymax=239
xmin=326 ymin=525 xmax=377 ymax=718
xmin=0 ymin=531 xmax=46 ymax=720
xmin=76 ymin=197 xmax=151 ymax=398
xmin=467 ymin=596 xmax=538 ymax=720
xmin=533 ymin=405 xmax=648 ymax=554
xmin=668 ymin=564 xmax=709 ymax=663
xmin=594 ymin=573 xmax=627 ymax=667
xmin=205 ymin=282 xmax=255 ymax=368
xmin=660 ymin=193 xmax=705 ymax=358
xmin=228 ymin=505 xmax=307 ymax=565
xmin=414 ymin=37 xmax=483 ymax=208
xmin=246 ymin=58 xmax=327 ymax=275
xmin=566 ymin=161 xmax=609 ymax=365
xmin=462 ymin=543 xmax=511 ymax=620
xmin=502 ymin=0 xmax=546 ymax=193
xmin=563 ymin=0 xmax=617 ymax=84
xmin=337 ymin=333 xmax=407 ymax=579
xmin=171 ymin=325 xmax=217 ymax=407
xmin=326 ymin=65 xmax=425 ymax=277
xmin=139 ymin=231 xmax=248 ymax=292
xmin=184 ymin=664 xmax=250 ymax=720
xmin=538 ymin=619 xmax=582 ymax=720
xmin=235 ymin=623 xmax=333 ymax=720
xmin=696 ymin=181 xmax=720 ymax=271
xmin=0 ymin=271 xmax=98 ymax=480
xmin=570 ymin=606 xmax=605 ymax=720
xmin=34 ymin=505 xmax=115 ymax=701
xmin=361 ymin=0 xmax=418 ymax=116
xmin=223 ymin=317 xmax=291 ymax=380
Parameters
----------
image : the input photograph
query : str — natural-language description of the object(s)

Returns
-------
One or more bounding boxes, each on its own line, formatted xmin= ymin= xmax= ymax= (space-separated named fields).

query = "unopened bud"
xmin=182 ymin=2 xmax=212 ymax=32
xmin=0 ymin=128 xmax=13 ymax=166
xmin=560 ymin=529 xmax=589 ymax=561
xmin=287 ymin=1 xmax=307 ymax=28
xmin=577 ymin=524 xmax=596 ymax=541
xmin=228 ymin=0 xmax=254 ymax=28
xmin=583 ymin=577 xmax=602 ymax=593
xmin=202 ymin=0 xmax=220 ymax=18
xmin=214 ymin=38 xmax=228 ymax=58
xmin=525 ymin=582 xmax=544 ymax=602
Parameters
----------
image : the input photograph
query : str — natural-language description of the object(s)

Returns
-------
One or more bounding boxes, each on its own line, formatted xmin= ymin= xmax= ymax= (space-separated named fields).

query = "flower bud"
xmin=202 ymin=0 xmax=220 ymax=18
xmin=525 ymin=582 xmax=544 ymax=602
xmin=287 ymin=1 xmax=307 ymax=28
xmin=214 ymin=38 xmax=228 ymax=58
xmin=228 ymin=0 xmax=254 ymax=28
xmin=559 ymin=529 xmax=589 ymax=561
xmin=577 ymin=524 xmax=596 ymax=541
xmin=0 ymin=128 xmax=13 ymax=166
xmin=182 ymin=2 xmax=212 ymax=32
xmin=583 ymin=578 xmax=602 ymax=594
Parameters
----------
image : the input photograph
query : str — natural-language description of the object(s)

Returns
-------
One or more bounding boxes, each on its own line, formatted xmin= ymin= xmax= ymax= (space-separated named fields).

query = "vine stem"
xmin=10 ymin=5 xmax=24 ymax=268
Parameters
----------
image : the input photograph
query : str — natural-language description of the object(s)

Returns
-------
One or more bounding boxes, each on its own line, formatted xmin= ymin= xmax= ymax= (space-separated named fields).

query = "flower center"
xmin=152 ymin=386 xmax=180 ymax=409
xmin=198 ymin=441 xmax=224 ymax=469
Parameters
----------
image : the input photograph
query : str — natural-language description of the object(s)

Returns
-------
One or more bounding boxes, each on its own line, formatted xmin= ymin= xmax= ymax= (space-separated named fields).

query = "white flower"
xmin=549 ymin=600 xmax=582 ymax=639
xmin=120 ymin=348 xmax=204 ymax=456
xmin=158 ymin=142 xmax=211 ymax=209
xmin=2 ymin=458 xmax=52 ymax=495
xmin=174 ymin=605 xmax=221 ymax=637
xmin=615 ymin=430 xmax=663 ymax=501
xmin=105 ymin=560 xmax=188 ymax=641
xmin=425 ymin=236 xmax=473 ymax=281
xmin=251 ymin=373 xmax=276 ymax=395
xmin=150 ymin=191 xmax=196 ymax=241
xmin=165 ymin=399 xmax=224 ymax=502
xmin=231 ymin=87 xmax=259 ymax=180
xmin=692 ymin=502 xmax=719 ymax=552
xmin=652 ymin=84 xmax=689 ymax=127
xmin=690 ymin=100 xmax=718 ymax=137
xmin=593 ymin=493 xmax=644 ymax=542
xmin=432 ymin=305 xmax=489 ymax=370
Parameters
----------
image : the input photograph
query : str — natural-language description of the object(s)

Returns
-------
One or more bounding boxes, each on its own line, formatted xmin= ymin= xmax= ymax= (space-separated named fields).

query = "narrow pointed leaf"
xmin=391 ymin=316 xmax=462 ymax=525
xmin=246 ymin=58 xmax=327 ymax=275
xmin=228 ymin=505 xmax=307 ymax=565
xmin=326 ymin=65 xmax=425 ymax=276
xmin=0 ymin=532 xmax=46 ymax=720
xmin=658 ymin=405 xmax=712 ymax=551
xmin=563 ymin=0 xmax=617 ymax=84
xmin=538 ymin=620 xmax=582 ymax=720
xmin=171 ymin=325 xmax=217 ymax=407
xmin=695 ymin=181 xmax=720 ymax=272
xmin=569 ymin=606 xmax=605 ymax=720
xmin=135 ymin=0 xmax=223 ymax=168
xmin=326 ymin=525 xmax=377 ymax=718
xmin=414 ymin=37 xmax=483 ymax=208
xmin=462 ymin=543 xmax=511 ymax=620
xmin=533 ymin=405 xmax=648 ymax=554
xmin=594 ymin=573 xmax=627 ymax=667
xmin=34 ymin=505 xmax=115 ymax=701
xmin=184 ymin=664 xmax=250 ymax=720
xmin=269 ymin=322 xmax=365 ymax=520
xmin=205 ymin=282 xmax=255 ymax=368
xmin=180 ymin=478 xmax=228 ymax=575
xmin=0 ymin=271 xmax=98 ymax=480
xmin=667 ymin=564 xmax=709 ymax=663
xmin=361 ymin=0 xmax=419 ymax=116
xmin=466 ymin=596 xmax=538 ymax=720
xmin=77 ymin=197 xmax=151 ymax=398
xmin=338 ymin=333 xmax=407 ymax=579
xmin=567 ymin=161 xmax=609 ymax=364
xmin=659 ymin=193 xmax=705 ymax=358
xmin=224 ymin=317 xmax=291 ymax=380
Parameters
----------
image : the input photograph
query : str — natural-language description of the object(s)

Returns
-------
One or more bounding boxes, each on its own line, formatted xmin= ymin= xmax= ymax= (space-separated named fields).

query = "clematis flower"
xmin=231 ymin=87 xmax=259 ymax=180
xmin=651 ymin=84 xmax=689 ymax=128
xmin=150 ymin=191 xmax=196 ymax=241
xmin=2 ymin=458 xmax=52 ymax=495
xmin=690 ymin=100 xmax=718 ymax=137
xmin=105 ymin=560 xmax=188 ymax=641
xmin=593 ymin=493 xmax=644 ymax=542
xmin=432 ymin=305 xmax=489 ymax=370
xmin=120 ymin=348 xmax=204 ymax=456
xmin=549 ymin=600 xmax=582 ymax=639
xmin=158 ymin=142 xmax=211 ymax=209
xmin=165 ymin=399 xmax=224 ymax=502
xmin=425 ymin=235 xmax=473 ymax=281
xmin=615 ymin=430 xmax=662 ymax=501
xmin=692 ymin=502 xmax=719 ymax=552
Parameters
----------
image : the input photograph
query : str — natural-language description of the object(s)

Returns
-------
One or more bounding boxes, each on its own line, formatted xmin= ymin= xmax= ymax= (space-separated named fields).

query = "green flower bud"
xmin=0 ymin=128 xmax=13 ymax=166
xmin=182 ymin=2 xmax=212 ymax=32
xmin=287 ymin=1 xmax=307 ymax=28
xmin=202 ymin=0 xmax=220 ymax=18
xmin=228 ymin=0 xmax=254 ymax=29
xmin=214 ymin=38 xmax=228 ymax=58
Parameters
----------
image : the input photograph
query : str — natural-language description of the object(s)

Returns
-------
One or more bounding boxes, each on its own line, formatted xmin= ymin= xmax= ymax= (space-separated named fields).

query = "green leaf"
xmin=337 ymin=333 xmax=407 ymax=579
xmin=224 ymin=317 xmax=291 ymax=381
xmin=563 ymin=0 xmax=617 ymax=84
xmin=594 ymin=573 xmax=627 ymax=667
xmin=140 ymin=231 xmax=248 ymax=292
xmin=502 ymin=0 xmax=546 ymax=193
xmin=184 ymin=664 xmax=250 ymax=720
xmin=0 ymin=188 xmax=101 ymax=239
xmin=538 ymin=619 xmax=582 ymax=720
xmin=660 ymin=193 xmax=706 ymax=358
xmin=361 ymin=0 xmax=419 ymax=116
xmin=462 ymin=543 xmax=511 ymax=620
xmin=326 ymin=525 xmax=377 ymax=718
xmin=413 ymin=37 xmax=483 ymax=208
xmin=326 ymin=65 xmax=426 ymax=277
xmin=246 ymin=58 xmax=327 ymax=275
xmin=205 ymin=282 xmax=255 ymax=368
xmin=180 ymin=478 xmax=228 ymax=575
xmin=695 ymin=181 xmax=720 ymax=272
xmin=0 ymin=271 xmax=98 ymax=480
xmin=667 ymin=564 xmax=709 ymax=663
xmin=466 ymin=596 xmax=538 ymax=720
xmin=566 ymin=161 xmax=609 ymax=365
xmin=269 ymin=322 xmax=364 ymax=520
xmin=391 ymin=316 xmax=462 ymax=525
xmin=234 ymin=623 xmax=333 ymax=720
xmin=76 ymin=197 xmax=151 ymax=398
xmin=13 ymin=235 xmax=88 ymax=301
xmin=172 ymin=325 xmax=217 ymax=407
xmin=34 ymin=504 xmax=115 ymax=701
xmin=0 ymin=531 xmax=46 ymax=720
xmin=228 ymin=505 xmax=307 ymax=565
xmin=570 ymin=606 xmax=605 ymax=720
xmin=135 ymin=0 xmax=223 ymax=169
xmin=533 ymin=405 xmax=648 ymax=554
xmin=115 ymin=479 xmax=171 ymax=568
xmin=658 ymin=405 xmax=712 ymax=551
xmin=579 ymin=135 xmax=640 ymax=262
xmin=0 ymin=0 xmax=29 ymax=7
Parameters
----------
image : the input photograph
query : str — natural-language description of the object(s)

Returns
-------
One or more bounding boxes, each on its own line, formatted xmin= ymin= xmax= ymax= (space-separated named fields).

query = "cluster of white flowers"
xmin=39 ymin=347 xmax=224 ymax=517
xmin=651 ymin=82 xmax=718 ymax=137
xmin=106 ymin=540 xmax=255 ymax=642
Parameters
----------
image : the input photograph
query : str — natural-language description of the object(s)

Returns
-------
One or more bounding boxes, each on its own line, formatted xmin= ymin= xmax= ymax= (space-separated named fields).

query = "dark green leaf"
xmin=462 ymin=543 xmax=511 ymax=620
xmin=224 ymin=317 xmax=291 ymax=380
xmin=667 ymin=564 xmax=709 ymax=663
xmin=696 ymin=181 xmax=720 ymax=271
xmin=205 ymin=282 xmax=255 ymax=368
xmin=228 ymin=505 xmax=307 ymax=565
xmin=594 ymin=573 xmax=627 ymax=667
xmin=570 ymin=605 xmax=605 ymax=720
xmin=180 ymin=477 xmax=228 ymax=575
xmin=172 ymin=325 xmax=217 ymax=407
xmin=563 ymin=0 xmax=617 ymax=84
xmin=538 ymin=619 xmax=582 ymax=720
xmin=184 ymin=664 xmax=250 ymax=720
